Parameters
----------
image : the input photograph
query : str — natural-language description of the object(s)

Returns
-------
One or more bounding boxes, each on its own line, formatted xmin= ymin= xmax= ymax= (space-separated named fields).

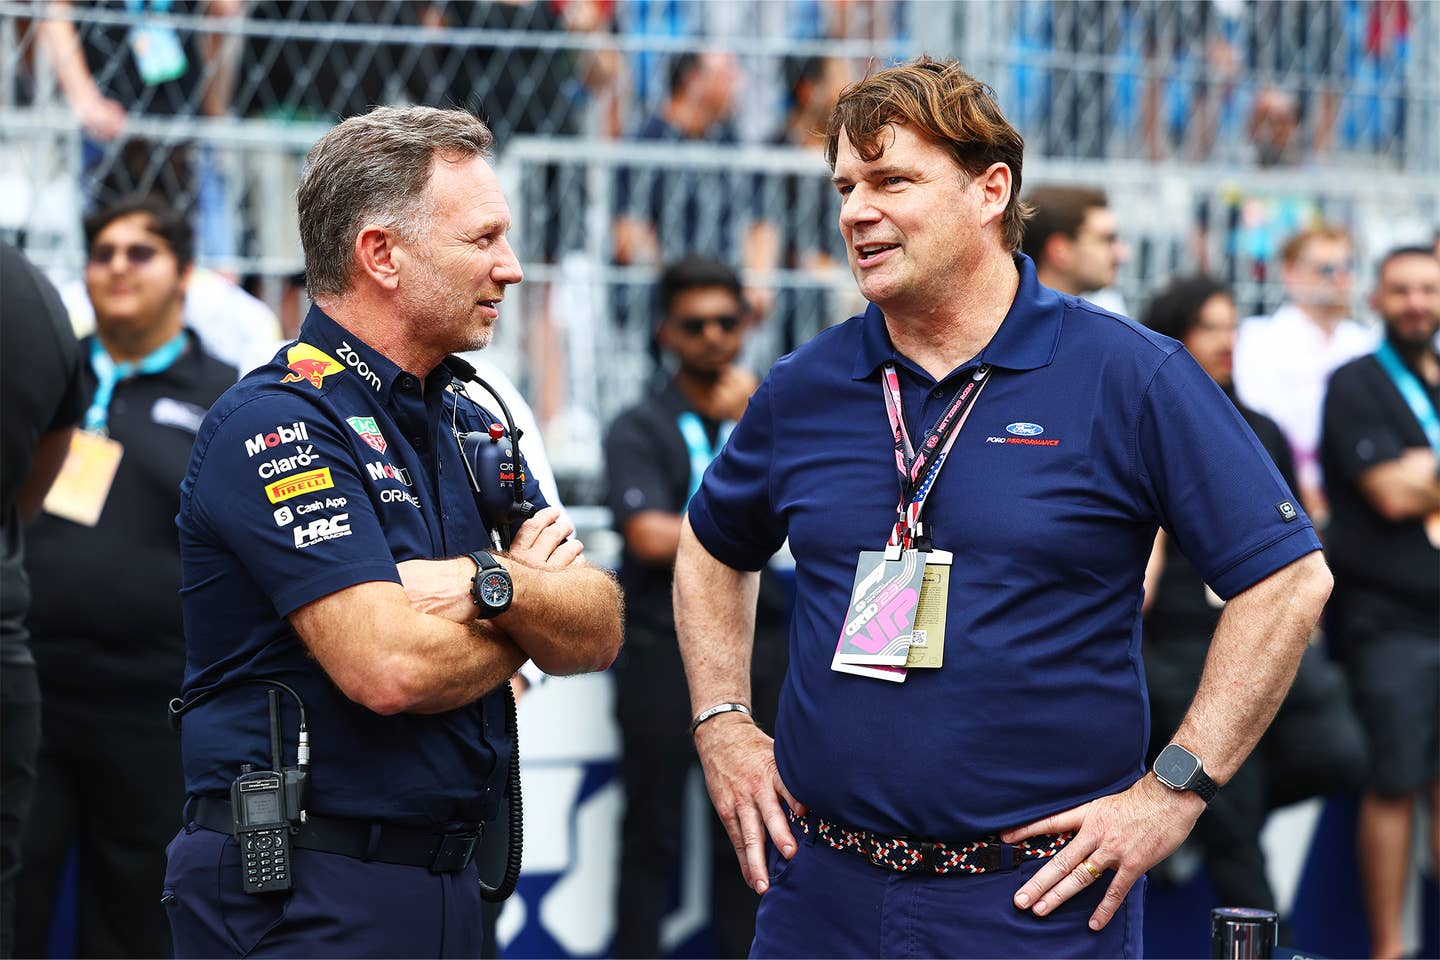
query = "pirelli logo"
xmin=265 ymin=467 xmax=335 ymax=504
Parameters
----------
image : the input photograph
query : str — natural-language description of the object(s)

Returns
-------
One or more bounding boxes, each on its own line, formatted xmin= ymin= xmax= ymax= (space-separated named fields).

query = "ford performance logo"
xmin=1006 ymin=422 xmax=1044 ymax=437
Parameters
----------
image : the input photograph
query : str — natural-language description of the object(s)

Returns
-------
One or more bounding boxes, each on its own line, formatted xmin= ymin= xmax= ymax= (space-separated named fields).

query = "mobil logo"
xmin=1005 ymin=422 xmax=1044 ymax=437
xmin=245 ymin=421 xmax=310 ymax=457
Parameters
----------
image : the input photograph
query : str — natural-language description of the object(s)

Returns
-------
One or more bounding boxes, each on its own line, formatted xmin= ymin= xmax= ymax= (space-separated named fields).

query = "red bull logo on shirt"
xmin=280 ymin=344 xmax=342 ymax=389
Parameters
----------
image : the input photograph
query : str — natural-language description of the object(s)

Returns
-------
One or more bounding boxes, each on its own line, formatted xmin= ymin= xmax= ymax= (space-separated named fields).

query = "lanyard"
xmin=880 ymin=361 xmax=992 ymax=547
xmin=84 ymin=331 xmax=188 ymax=434
xmin=1374 ymin=340 xmax=1440 ymax=453
xmin=676 ymin=411 xmax=733 ymax=507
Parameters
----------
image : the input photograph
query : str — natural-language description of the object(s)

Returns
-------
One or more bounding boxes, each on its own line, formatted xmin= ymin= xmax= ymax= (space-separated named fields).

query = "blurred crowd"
xmin=1 ymin=2 xmax=1438 ymax=959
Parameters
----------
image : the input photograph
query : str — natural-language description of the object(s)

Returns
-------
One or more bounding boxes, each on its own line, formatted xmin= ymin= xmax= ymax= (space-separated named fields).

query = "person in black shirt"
xmin=604 ymin=259 xmax=789 ymax=958
xmin=1141 ymin=275 xmax=1366 ymax=925
xmin=14 ymin=197 xmax=236 ymax=958
xmin=0 ymin=242 xmax=86 ymax=960
xmin=1321 ymin=246 xmax=1440 ymax=960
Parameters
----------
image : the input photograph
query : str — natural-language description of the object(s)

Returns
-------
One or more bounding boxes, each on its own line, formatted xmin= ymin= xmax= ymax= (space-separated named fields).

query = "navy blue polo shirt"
xmin=177 ymin=306 xmax=544 ymax=827
xmin=687 ymin=255 xmax=1320 ymax=842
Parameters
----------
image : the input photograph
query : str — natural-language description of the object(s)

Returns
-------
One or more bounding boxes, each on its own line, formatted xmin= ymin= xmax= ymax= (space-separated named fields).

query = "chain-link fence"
xmin=3 ymin=0 xmax=1437 ymax=491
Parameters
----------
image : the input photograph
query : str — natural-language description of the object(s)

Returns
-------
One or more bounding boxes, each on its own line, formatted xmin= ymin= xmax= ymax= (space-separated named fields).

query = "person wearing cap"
xmin=673 ymin=56 xmax=1332 ymax=958
xmin=164 ymin=106 xmax=622 ymax=959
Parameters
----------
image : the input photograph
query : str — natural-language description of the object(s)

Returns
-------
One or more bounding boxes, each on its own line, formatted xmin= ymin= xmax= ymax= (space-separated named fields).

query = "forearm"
xmin=403 ymin=619 xmax=529 ymax=715
xmin=397 ymin=547 xmax=622 ymax=676
xmin=289 ymin=582 xmax=528 ymax=716
xmin=1166 ymin=551 xmax=1332 ymax=783
xmin=1360 ymin=450 xmax=1440 ymax=520
xmin=499 ymin=559 xmax=623 ymax=675
xmin=37 ymin=12 xmax=101 ymax=109
xmin=674 ymin=517 xmax=760 ymax=717
xmin=199 ymin=0 xmax=243 ymax=118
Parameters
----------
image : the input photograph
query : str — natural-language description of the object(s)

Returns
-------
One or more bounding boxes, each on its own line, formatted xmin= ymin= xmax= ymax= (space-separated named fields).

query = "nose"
xmin=839 ymin=185 xmax=881 ymax=233
xmin=493 ymin=238 xmax=524 ymax=286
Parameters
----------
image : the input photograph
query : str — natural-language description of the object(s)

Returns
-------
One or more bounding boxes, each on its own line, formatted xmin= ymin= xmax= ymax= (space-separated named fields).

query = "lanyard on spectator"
xmin=880 ymin=361 xmax=992 ymax=548
xmin=1374 ymin=340 xmax=1440 ymax=453
xmin=84 ymin=331 xmax=188 ymax=435
xmin=676 ymin=411 xmax=733 ymax=507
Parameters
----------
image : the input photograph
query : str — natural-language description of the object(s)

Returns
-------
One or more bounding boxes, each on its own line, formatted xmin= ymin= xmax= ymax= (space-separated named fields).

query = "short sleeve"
xmin=604 ymin=409 xmax=679 ymax=528
xmin=1137 ymin=350 xmax=1321 ymax=599
xmin=686 ymin=376 xmax=786 ymax=571
xmin=186 ymin=396 xmax=401 ymax=616
xmin=1321 ymin=363 xmax=1408 ymax=484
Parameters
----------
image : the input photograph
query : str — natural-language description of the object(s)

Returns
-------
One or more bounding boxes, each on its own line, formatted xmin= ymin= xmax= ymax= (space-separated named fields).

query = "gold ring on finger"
xmin=1081 ymin=858 xmax=1103 ymax=881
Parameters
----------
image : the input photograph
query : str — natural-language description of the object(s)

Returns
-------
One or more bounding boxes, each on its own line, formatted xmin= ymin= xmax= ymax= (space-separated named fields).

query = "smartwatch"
xmin=468 ymin=550 xmax=513 ymax=619
xmin=1152 ymin=743 xmax=1218 ymax=804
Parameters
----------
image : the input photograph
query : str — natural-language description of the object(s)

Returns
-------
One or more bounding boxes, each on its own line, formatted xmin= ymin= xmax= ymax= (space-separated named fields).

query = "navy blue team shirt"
xmin=687 ymin=255 xmax=1321 ymax=842
xmin=177 ymin=306 xmax=544 ymax=827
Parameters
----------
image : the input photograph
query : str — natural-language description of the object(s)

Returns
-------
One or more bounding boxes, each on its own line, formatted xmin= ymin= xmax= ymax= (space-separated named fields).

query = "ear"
xmin=176 ymin=261 xmax=194 ymax=295
xmin=975 ymin=162 xmax=1013 ymax=231
xmin=655 ymin=320 xmax=677 ymax=354
xmin=1043 ymin=231 xmax=1073 ymax=270
xmin=353 ymin=224 xmax=404 ymax=291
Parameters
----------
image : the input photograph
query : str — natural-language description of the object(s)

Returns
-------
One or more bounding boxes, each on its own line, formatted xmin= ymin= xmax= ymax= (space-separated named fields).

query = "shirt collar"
xmin=293 ymin=305 xmax=407 ymax=400
xmin=851 ymin=253 xmax=1064 ymax=381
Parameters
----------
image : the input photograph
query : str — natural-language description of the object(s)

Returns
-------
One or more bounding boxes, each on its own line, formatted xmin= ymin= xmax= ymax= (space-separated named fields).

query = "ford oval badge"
xmin=1006 ymin=422 xmax=1044 ymax=436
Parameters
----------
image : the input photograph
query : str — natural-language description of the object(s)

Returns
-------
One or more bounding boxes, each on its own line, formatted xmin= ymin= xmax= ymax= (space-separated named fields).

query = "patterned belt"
xmin=788 ymin=808 xmax=1073 ymax=876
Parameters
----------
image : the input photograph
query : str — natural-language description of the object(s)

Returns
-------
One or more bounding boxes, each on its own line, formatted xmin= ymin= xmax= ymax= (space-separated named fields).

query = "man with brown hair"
xmin=673 ymin=56 xmax=1331 ymax=957
xmin=1234 ymin=224 xmax=1376 ymax=525
xmin=1020 ymin=185 xmax=1129 ymax=301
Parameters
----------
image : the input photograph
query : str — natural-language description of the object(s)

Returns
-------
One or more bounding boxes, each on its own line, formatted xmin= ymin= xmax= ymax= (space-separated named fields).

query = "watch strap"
xmin=1190 ymin=768 xmax=1219 ymax=805
xmin=468 ymin=550 xmax=500 ymax=576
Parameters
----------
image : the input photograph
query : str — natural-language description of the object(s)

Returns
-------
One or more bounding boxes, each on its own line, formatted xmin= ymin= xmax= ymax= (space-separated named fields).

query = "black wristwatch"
xmin=468 ymin=550 xmax=513 ymax=619
xmin=1152 ymin=743 xmax=1219 ymax=804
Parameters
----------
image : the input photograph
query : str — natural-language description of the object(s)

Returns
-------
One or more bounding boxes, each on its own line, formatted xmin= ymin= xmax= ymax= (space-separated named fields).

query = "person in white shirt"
xmin=1234 ymin=224 xmax=1378 ymax=526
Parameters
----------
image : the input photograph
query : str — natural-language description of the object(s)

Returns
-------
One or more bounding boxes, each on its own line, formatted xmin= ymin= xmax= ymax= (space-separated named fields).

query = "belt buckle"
xmin=429 ymin=827 xmax=482 ymax=874
xmin=916 ymin=840 xmax=938 ymax=873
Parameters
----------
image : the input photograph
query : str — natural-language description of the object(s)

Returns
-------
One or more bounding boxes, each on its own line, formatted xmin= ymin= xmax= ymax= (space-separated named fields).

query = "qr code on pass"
xmin=910 ymin=629 xmax=927 ymax=647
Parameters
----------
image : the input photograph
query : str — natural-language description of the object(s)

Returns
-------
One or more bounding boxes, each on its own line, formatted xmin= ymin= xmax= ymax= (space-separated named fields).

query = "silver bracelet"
xmin=689 ymin=702 xmax=752 ymax=736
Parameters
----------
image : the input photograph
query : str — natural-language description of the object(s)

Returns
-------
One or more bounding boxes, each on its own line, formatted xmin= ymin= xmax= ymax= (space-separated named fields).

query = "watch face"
xmin=1155 ymin=744 xmax=1201 ymax=788
xmin=477 ymin=571 xmax=512 ymax=608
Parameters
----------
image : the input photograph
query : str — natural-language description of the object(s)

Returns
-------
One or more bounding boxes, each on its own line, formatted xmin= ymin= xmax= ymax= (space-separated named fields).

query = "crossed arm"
xmin=289 ymin=507 xmax=623 ymax=716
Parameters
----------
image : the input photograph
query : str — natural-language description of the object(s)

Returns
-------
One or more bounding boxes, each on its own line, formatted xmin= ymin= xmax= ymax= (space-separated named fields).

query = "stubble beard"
xmin=405 ymin=254 xmax=494 ymax=354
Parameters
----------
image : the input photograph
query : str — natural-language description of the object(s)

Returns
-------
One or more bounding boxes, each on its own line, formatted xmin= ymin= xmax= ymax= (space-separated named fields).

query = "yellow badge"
xmin=906 ymin=549 xmax=951 ymax=669
xmin=43 ymin=431 xmax=124 ymax=527
xmin=279 ymin=343 xmax=342 ymax=389
xmin=265 ymin=467 xmax=334 ymax=503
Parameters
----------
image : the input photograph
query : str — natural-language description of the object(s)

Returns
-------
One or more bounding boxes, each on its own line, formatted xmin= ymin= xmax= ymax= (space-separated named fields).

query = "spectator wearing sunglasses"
xmin=14 ymin=195 xmax=236 ymax=958
xmin=1233 ymin=224 xmax=1378 ymax=527
xmin=603 ymin=258 xmax=790 ymax=958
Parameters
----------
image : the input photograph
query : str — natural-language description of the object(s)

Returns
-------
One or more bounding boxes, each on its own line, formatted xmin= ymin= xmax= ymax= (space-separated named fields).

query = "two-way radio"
xmin=169 ymin=681 xmax=308 ymax=896
xmin=230 ymin=690 xmax=295 ymax=893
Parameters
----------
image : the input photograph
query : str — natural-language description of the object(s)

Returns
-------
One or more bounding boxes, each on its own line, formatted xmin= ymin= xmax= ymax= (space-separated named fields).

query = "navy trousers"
xmin=750 ymin=827 xmax=1144 ymax=959
xmin=163 ymin=825 xmax=485 ymax=958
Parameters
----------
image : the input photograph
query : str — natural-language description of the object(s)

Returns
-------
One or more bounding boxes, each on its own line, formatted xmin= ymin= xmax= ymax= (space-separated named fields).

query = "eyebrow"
xmin=831 ymin=165 xmax=911 ymax=185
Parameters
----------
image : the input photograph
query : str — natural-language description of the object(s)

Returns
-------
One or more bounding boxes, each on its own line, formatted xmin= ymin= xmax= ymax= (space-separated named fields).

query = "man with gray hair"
xmin=163 ymin=106 xmax=623 ymax=958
